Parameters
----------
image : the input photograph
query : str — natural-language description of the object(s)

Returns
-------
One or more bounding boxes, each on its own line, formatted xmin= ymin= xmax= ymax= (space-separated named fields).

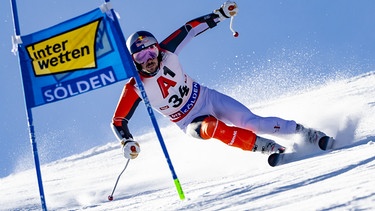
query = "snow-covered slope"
xmin=1 ymin=71 xmax=374 ymax=210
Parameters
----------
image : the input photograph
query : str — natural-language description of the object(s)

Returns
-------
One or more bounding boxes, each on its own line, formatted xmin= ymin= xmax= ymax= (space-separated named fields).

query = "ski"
xmin=268 ymin=152 xmax=285 ymax=167
xmin=318 ymin=136 xmax=335 ymax=151
xmin=268 ymin=136 xmax=336 ymax=167
xmin=267 ymin=151 xmax=298 ymax=167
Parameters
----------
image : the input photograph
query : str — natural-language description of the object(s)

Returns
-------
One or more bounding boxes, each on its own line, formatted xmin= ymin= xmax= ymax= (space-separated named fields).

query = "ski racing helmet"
xmin=126 ymin=31 xmax=162 ymax=76
xmin=126 ymin=31 xmax=159 ymax=55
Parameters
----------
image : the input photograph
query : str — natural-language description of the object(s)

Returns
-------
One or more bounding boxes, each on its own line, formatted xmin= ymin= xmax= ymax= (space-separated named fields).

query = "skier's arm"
xmin=111 ymin=78 xmax=141 ymax=142
xmin=111 ymin=79 xmax=143 ymax=159
xmin=160 ymin=1 xmax=238 ymax=55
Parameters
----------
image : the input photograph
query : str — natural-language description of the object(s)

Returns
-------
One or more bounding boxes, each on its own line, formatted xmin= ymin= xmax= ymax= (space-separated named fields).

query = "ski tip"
xmin=268 ymin=153 xmax=282 ymax=167
xmin=318 ymin=136 xmax=335 ymax=151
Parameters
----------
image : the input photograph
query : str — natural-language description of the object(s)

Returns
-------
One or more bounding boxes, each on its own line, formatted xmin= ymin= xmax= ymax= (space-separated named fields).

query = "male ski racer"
xmin=111 ymin=2 xmax=328 ymax=160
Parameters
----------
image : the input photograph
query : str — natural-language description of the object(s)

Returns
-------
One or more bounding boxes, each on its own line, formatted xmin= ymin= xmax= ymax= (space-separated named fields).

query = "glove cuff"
xmin=218 ymin=7 xmax=230 ymax=19
xmin=121 ymin=138 xmax=134 ymax=147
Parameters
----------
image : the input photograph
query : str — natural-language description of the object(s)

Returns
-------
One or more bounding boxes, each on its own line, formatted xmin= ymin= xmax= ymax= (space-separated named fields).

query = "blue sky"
xmin=1 ymin=0 xmax=375 ymax=178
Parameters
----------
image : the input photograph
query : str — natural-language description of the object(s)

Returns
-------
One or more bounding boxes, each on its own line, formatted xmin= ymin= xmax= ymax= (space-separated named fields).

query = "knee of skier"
xmin=186 ymin=115 xmax=218 ymax=140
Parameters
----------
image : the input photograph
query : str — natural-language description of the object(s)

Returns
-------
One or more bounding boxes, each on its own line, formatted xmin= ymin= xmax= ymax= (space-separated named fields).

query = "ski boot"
xmin=296 ymin=124 xmax=334 ymax=150
xmin=252 ymin=136 xmax=285 ymax=155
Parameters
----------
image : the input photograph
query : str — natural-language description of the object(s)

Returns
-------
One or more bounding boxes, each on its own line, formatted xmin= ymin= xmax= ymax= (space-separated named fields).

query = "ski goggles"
xmin=132 ymin=45 xmax=159 ymax=64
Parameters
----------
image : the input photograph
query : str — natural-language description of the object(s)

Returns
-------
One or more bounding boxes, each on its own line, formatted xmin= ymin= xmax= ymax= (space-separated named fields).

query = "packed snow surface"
xmin=1 ymin=71 xmax=374 ymax=210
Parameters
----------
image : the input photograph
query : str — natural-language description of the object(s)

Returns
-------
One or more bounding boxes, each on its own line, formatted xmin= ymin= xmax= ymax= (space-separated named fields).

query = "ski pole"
xmin=108 ymin=159 xmax=130 ymax=201
xmin=103 ymin=0 xmax=185 ymax=200
xmin=226 ymin=2 xmax=239 ymax=37
xmin=229 ymin=16 xmax=239 ymax=37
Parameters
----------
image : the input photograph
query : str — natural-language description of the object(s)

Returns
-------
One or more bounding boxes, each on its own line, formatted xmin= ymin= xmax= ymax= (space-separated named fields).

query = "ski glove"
xmin=121 ymin=139 xmax=141 ymax=159
xmin=214 ymin=1 xmax=238 ymax=21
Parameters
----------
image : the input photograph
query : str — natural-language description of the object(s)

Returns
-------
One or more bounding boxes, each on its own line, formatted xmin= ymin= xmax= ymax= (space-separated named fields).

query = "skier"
xmin=111 ymin=2 xmax=328 ymax=160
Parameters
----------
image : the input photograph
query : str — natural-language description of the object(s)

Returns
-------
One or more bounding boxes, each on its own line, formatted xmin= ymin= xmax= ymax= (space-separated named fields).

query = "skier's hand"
xmin=214 ymin=1 xmax=238 ymax=21
xmin=121 ymin=139 xmax=140 ymax=159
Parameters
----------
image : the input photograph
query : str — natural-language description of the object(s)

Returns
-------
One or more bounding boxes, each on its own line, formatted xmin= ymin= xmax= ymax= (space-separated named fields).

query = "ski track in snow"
xmin=1 ymin=71 xmax=375 ymax=210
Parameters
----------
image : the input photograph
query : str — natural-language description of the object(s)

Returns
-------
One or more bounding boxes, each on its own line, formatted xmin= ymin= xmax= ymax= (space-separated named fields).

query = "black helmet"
xmin=126 ymin=31 xmax=158 ymax=54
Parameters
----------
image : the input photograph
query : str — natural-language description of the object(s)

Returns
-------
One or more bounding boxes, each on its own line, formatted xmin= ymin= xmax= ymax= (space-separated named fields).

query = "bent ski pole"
xmin=108 ymin=159 xmax=130 ymax=201
xmin=229 ymin=16 xmax=239 ymax=37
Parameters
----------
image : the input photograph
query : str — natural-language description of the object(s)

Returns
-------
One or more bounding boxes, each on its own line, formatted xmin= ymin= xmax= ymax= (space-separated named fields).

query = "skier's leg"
xmin=186 ymin=115 xmax=285 ymax=154
xmin=189 ymin=87 xmax=331 ymax=149
xmin=205 ymin=88 xmax=297 ymax=135
xmin=187 ymin=115 xmax=256 ymax=151
xmin=205 ymin=88 xmax=331 ymax=145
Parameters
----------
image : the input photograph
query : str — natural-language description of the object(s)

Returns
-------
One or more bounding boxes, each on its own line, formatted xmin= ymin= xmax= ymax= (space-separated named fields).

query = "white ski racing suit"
xmin=112 ymin=12 xmax=297 ymax=142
